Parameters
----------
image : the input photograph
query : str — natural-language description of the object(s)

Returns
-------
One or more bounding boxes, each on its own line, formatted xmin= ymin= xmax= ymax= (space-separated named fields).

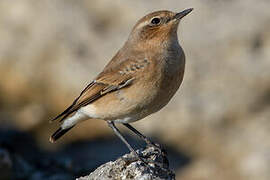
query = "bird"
xmin=50 ymin=8 xmax=193 ymax=160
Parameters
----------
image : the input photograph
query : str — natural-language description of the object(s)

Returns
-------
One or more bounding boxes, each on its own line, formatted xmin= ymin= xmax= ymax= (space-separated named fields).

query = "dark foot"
xmin=121 ymin=148 xmax=172 ymax=175
xmin=146 ymin=142 xmax=167 ymax=157
xmin=121 ymin=150 xmax=155 ymax=165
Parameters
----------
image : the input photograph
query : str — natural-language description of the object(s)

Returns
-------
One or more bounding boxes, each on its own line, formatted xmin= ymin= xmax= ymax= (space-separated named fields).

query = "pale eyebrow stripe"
xmin=136 ymin=20 xmax=149 ymax=29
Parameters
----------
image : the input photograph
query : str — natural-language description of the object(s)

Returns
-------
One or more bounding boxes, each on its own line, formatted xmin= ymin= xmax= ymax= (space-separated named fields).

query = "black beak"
xmin=175 ymin=8 xmax=193 ymax=20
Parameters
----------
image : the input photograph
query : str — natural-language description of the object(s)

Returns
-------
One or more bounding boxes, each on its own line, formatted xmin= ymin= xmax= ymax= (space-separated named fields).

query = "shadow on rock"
xmin=0 ymin=128 xmax=191 ymax=180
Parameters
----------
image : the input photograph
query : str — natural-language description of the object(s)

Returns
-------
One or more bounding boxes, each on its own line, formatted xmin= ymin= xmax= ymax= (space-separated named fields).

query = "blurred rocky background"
xmin=0 ymin=0 xmax=270 ymax=179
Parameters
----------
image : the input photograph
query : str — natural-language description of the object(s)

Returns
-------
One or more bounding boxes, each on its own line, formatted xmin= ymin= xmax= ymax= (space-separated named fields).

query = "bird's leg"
xmin=107 ymin=121 xmax=151 ymax=165
xmin=108 ymin=121 xmax=170 ymax=173
xmin=123 ymin=123 xmax=163 ymax=151
xmin=122 ymin=124 xmax=173 ymax=174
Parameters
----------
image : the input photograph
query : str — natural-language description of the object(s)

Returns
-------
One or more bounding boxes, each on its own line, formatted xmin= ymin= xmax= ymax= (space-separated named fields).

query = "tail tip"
xmin=49 ymin=136 xmax=56 ymax=143
xmin=49 ymin=126 xmax=74 ymax=143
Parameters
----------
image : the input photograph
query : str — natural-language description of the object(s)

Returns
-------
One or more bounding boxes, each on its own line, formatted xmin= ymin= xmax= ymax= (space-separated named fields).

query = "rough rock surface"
xmin=77 ymin=146 xmax=175 ymax=180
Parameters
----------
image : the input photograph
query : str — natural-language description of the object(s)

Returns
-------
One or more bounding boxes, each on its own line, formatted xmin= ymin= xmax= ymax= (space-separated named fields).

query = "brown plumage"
xmin=50 ymin=9 xmax=193 ymax=152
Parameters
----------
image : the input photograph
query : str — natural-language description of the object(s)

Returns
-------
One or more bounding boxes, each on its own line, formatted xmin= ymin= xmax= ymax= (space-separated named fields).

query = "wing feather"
xmin=52 ymin=72 xmax=134 ymax=122
xmin=51 ymin=56 xmax=149 ymax=122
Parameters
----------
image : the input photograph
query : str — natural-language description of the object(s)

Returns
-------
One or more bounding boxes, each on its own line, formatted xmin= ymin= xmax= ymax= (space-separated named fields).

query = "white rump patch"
xmin=61 ymin=112 xmax=88 ymax=129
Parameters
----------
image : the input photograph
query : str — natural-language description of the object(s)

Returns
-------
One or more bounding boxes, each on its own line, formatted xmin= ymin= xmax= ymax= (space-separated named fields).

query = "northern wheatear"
xmin=50 ymin=8 xmax=193 ymax=160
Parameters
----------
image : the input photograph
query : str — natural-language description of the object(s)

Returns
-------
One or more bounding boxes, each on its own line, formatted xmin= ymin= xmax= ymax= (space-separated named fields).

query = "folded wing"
xmin=52 ymin=67 xmax=135 ymax=122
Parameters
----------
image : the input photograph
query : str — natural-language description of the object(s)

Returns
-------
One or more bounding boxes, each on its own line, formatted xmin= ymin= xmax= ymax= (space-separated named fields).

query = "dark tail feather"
xmin=50 ymin=126 xmax=74 ymax=143
xmin=51 ymin=104 xmax=74 ymax=122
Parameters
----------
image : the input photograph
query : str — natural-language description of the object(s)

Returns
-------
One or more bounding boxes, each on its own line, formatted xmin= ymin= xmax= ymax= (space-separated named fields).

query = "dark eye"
xmin=151 ymin=17 xmax=161 ymax=25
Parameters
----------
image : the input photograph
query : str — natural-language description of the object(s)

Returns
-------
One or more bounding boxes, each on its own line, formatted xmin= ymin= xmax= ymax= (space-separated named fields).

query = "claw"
xmin=120 ymin=147 xmax=174 ymax=177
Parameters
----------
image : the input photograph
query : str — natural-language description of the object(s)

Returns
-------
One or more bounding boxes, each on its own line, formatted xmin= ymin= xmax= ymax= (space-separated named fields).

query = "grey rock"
xmin=77 ymin=147 xmax=175 ymax=180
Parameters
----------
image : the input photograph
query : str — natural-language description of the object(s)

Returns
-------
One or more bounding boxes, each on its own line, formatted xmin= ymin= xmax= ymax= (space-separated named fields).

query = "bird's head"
xmin=127 ymin=8 xmax=193 ymax=47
